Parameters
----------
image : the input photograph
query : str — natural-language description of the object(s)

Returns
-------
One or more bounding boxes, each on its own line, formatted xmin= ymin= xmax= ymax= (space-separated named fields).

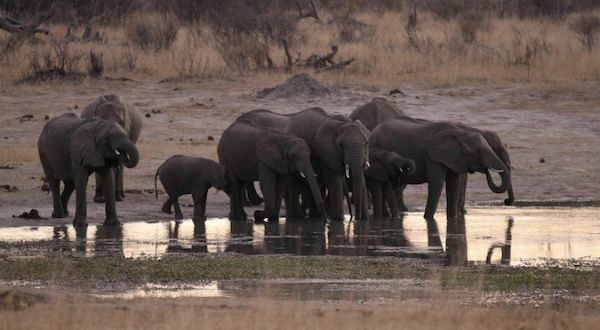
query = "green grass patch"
xmin=0 ymin=255 xmax=598 ymax=292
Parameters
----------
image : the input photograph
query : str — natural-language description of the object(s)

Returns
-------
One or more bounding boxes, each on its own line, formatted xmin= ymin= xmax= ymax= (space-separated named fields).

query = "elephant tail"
xmin=154 ymin=167 xmax=160 ymax=200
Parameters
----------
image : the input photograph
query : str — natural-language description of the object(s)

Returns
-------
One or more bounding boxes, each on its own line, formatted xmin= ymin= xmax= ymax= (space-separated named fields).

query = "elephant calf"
xmin=155 ymin=155 xmax=229 ymax=223
xmin=38 ymin=113 xmax=139 ymax=227
xmin=365 ymin=148 xmax=415 ymax=219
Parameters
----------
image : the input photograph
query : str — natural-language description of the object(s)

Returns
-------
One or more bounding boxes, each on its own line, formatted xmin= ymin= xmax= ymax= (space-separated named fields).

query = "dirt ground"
xmin=1 ymin=287 xmax=600 ymax=330
xmin=1 ymin=77 xmax=599 ymax=226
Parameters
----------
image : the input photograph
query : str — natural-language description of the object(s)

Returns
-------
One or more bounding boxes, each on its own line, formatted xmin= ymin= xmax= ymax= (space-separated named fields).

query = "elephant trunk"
xmin=485 ymin=163 xmax=510 ymax=194
xmin=115 ymin=140 xmax=139 ymax=168
xmin=348 ymin=159 xmax=366 ymax=221
xmin=299 ymin=163 xmax=327 ymax=222
xmin=504 ymin=180 xmax=515 ymax=206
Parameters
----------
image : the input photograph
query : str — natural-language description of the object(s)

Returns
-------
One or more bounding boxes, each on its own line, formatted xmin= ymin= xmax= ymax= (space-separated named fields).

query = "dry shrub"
xmin=457 ymin=12 xmax=487 ymax=43
xmin=126 ymin=16 xmax=179 ymax=51
xmin=570 ymin=14 xmax=600 ymax=50
xmin=23 ymin=40 xmax=86 ymax=82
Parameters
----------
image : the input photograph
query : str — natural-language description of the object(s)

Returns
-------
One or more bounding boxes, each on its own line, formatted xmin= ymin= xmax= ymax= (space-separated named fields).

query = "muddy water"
xmin=1 ymin=208 xmax=599 ymax=266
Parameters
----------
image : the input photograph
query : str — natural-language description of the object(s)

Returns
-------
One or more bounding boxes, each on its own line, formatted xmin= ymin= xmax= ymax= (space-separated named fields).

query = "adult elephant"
xmin=350 ymin=97 xmax=514 ymax=211
xmin=369 ymin=118 xmax=510 ymax=223
xmin=237 ymin=107 xmax=370 ymax=221
xmin=81 ymin=94 xmax=143 ymax=202
xmin=365 ymin=148 xmax=415 ymax=219
xmin=38 ymin=113 xmax=139 ymax=227
xmin=218 ymin=119 xmax=326 ymax=222
xmin=349 ymin=97 xmax=405 ymax=130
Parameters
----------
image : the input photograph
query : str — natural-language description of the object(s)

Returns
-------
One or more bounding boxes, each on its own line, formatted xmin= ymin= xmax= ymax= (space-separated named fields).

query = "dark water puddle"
xmin=1 ymin=208 xmax=600 ymax=266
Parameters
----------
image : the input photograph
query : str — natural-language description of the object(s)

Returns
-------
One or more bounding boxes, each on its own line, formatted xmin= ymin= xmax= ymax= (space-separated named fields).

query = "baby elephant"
xmin=365 ymin=148 xmax=415 ymax=219
xmin=155 ymin=155 xmax=229 ymax=223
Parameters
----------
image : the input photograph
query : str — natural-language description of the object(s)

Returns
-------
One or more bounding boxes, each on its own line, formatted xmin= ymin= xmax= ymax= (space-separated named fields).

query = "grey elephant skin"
xmin=155 ymin=155 xmax=229 ymax=223
xmin=38 ymin=113 xmax=140 ymax=227
xmin=218 ymin=119 xmax=327 ymax=222
xmin=365 ymin=148 xmax=415 ymax=219
xmin=350 ymin=97 xmax=514 ymax=212
xmin=369 ymin=118 xmax=511 ymax=224
xmin=236 ymin=107 xmax=370 ymax=221
xmin=81 ymin=94 xmax=143 ymax=202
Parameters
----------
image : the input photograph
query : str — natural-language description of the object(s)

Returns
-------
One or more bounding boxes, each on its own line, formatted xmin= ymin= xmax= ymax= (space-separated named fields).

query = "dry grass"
xmin=1 ymin=10 xmax=600 ymax=85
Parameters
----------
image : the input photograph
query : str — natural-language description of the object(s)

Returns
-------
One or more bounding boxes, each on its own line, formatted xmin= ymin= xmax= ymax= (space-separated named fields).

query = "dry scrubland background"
xmin=2 ymin=0 xmax=600 ymax=83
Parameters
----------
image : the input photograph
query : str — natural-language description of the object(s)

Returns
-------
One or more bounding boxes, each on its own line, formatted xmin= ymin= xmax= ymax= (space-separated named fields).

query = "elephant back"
xmin=81 ymin=94 xmax=142 ymax=143
xmin=349 ymin=97 xmax=406 ymax=131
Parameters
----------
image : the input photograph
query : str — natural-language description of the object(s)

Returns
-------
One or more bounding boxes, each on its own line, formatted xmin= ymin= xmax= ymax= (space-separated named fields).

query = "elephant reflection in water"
xmin=225 ymin=221 xmax=254 ymax=254
xmin=52 ymin=226 xmax=71 ymax=252
xmin=260 ymin=220 xmax=326 ymax=255
xmin=485 ymin=217 xmax=514 ymax=265
xmin=352 ymin=216 xmax=412 ymax=257
xmin=166 ymin=222 xmax=208 ymax=254
xmin=446 ymin=214 xmax=468 ymax=266
xmin=94 ymin=225 xmax=124 ymax=257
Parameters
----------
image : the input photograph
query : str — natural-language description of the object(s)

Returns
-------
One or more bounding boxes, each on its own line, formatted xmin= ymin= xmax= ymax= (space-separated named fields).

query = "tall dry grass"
xmin=1 ymin=10 xmax=600 ymax=85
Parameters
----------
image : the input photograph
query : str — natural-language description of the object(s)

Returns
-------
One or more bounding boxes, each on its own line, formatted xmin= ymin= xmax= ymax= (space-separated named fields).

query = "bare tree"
xmin=296 ymin=0 xmax=321 ymax=21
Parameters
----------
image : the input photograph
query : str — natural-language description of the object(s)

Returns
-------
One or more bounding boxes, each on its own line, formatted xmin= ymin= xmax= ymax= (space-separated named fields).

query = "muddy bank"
xmin=1 ymin=78 xmax=599 ymax=226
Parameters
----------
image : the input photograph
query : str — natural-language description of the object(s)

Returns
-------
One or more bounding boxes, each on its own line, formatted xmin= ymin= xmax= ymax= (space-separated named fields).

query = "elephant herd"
xmin=38 ymin=94 xmax=514 ymax=229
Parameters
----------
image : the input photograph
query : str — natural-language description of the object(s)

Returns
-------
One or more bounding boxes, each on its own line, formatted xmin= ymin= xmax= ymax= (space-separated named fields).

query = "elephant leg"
xmin=241 ymin=184 xmax=251 ymax=207
xmin=49 ymin=179 xmax=65 ymax=218
xmin=368 ymin=179 xmax=383 ymax=219
xmin=173 ymin=196 xmax=184 ymax=220
xmin=228 ymin=178 xmax=246 ymax=221
xmin=73 ymin=168 xmax=90 ymax=227
xmin=93 ymin=172 xmax=105 ymax=203
xmin=192 ymin=183 xmax=209 ymax=223
xmin=446 ymin=171 xmax=461 ymax=221
xmin=246 ymin=182 xmax=264 ymax=206
xmin=458 ymin=173 xmax=468 ymax=215
xmin=256 ymin=164 xmax=278 ymax=222
xmin=322 ymin=168 xmax=344 ymax=221
xmin=424 ymin=164 xmax=446 ymax=221
xmin=60 ymin=181 xmax=75 ymax=216
xmin=115 ymin=164 xmax=125 ymax=201
xmin=161 ymin=198 xmax=172 ymax=214
xmin=395 ymin=184 xmax=409 ymax=212
xmin=100 ymin=167 xmax=119 ymax=226
xmin=382 ymin=181 xmax=399 ymax=220
xmin=286 ymin=175 xmax=305 ymax=219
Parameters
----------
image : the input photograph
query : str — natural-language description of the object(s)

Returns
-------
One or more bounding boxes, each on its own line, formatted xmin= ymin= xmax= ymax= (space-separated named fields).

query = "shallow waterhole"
xmin=1 ymin=207 xmax=599 ymax=267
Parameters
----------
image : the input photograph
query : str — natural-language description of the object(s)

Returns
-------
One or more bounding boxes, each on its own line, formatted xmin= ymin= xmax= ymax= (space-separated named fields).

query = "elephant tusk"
xmin=365 ymin=161 xmax=370 ymax=169
xmin=345 ymin=164 xmax=350 ymax=178
xmin=488 ymin=168 xmax=504 ymax=174
xmin=399 ymin=168 xmax=404 ymax=173
xmin=115 ymin=150 xmax=120 ymax=156
xmin=300 ymin=171 xmax=306 ymax=178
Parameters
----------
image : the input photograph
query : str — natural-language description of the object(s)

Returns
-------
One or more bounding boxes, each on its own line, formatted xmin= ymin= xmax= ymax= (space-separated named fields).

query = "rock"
xmin=207 ymin=136 xmax=215 ymax=141
xmin=44 ymin=115 xmax=50 ymax=120
xmin=539 ymin=157 xmax=545 ymax=163
xmin=19 ymin=114 xmax=33 ymax=123
xmin=145 ymin=113 xmax=151 ymax=118
xmin=389 ymin=88 xmax=406 ymax=96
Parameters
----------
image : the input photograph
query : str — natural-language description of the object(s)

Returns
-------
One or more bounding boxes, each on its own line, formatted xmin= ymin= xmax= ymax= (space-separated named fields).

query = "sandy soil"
xmin=1 ymin=287 xmax=599 ymax=330
xmin=1 ymin=77 xmax=599 ymax=227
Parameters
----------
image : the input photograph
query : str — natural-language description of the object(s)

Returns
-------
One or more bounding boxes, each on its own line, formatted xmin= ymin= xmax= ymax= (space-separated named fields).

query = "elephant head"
xmin=209 ymin=164 xmax=230 ymax=194
xmin=367 ymin=148 xmax=416 ymax=184
xmin=71 ymin=119 xmax=139 ymax=169
xmin=257 ymin=132 xmax=327 ymax=221
xmin=94 ymin=95 xmax=126 ymax=128
xmin=428 ymin=129 xmax=510 ymax=194
xmin=481 ymin=131 xmax=514 ymax=206
xmin=316 ymin=119 xmax=370 ymax=219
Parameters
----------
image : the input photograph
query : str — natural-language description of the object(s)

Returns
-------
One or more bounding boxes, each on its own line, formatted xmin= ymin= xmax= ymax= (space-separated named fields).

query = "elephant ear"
xmin=314 ymin=121 xmax=344 ymax=171
xmin=256 ymin=135 xmax=287 ymax=174
xmin=427 ymin=129 xmax=469 ymax=173
xmin=71 ymin=121 xmax=106 ymax=168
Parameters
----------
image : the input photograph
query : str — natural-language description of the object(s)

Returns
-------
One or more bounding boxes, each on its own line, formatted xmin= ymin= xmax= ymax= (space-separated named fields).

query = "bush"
xmin=126 ymin=16 xmax=179 ymax=51
xmin=570 ymin=14 xmax=600 ymax=50
xmin=457 ymin=12 xmax=486 ymax=43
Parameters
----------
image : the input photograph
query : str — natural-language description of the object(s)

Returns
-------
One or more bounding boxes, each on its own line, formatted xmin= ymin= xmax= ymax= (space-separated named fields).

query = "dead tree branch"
xmin=296 ymin=0 xmax=321 ymax=21
xmin=0 ymin=10 xmax=54 ymax=36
